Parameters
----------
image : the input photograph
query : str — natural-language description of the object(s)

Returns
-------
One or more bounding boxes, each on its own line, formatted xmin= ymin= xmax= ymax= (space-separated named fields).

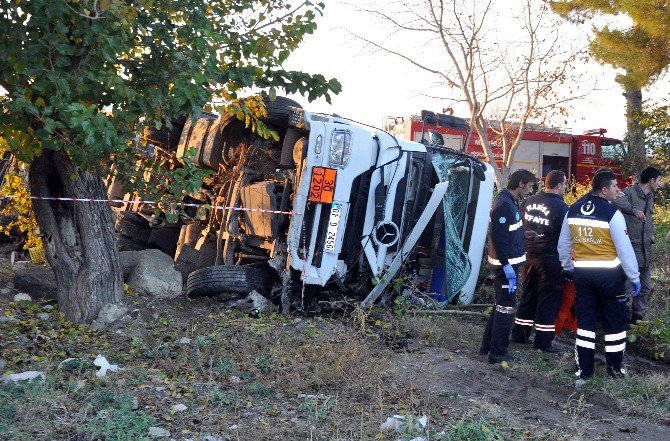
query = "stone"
xmin=36 ymin=313 xmax=50 ymax=320
xmin=118 ymin=250 xmax=144 ymax=280
xmin=126 ymin=249 xmax=182 ymax=299
xmin=0 ymin=317 xmax=18 ymax=323
xmin=42 ymin=305 xmax=54 ymax=311
xmin=148 ymin=426 xmax=170 ymax=438
xmin=229 ymin=375 xmax=241 ymax=385
xmin=0 ymin=288 xmax=11 ymax=296
xmin=13 ymin=293 xmax=32 ymax=302
xmin=91 ymin=304 xmax=129 ymax=330
xmin=12 ymin=261 xmax=57 ymax=299
xmin=170 ymin=403 xmax=187 ymax=412
xmin=132 ymin=398 xmax=139 ymax=410
xmin=178 ymin=337 xmax=192 ymax=344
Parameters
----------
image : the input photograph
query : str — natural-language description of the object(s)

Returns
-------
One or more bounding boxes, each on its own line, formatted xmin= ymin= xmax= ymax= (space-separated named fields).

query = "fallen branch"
xmin=409 ymin=310 xmax=488 ymax=317
xmin=446 ymin=303 xmax=493 ymax=309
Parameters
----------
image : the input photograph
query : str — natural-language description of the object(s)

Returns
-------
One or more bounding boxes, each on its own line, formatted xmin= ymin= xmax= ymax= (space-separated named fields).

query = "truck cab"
xmin=113 ymin=98 xmax=495 ymax=310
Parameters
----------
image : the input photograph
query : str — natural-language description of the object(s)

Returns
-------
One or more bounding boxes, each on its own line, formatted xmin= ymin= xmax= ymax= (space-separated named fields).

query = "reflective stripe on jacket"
xmin=557 ymin=194 xmax=640 ymax=282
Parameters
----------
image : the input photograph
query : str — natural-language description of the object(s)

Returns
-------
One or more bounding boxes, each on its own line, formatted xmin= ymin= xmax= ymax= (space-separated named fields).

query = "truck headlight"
xmin=328 ymin=130 xmax=352 ymax=168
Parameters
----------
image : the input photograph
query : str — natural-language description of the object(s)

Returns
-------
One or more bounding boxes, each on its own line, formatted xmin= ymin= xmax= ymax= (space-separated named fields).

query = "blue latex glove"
xmin=631 ymin=281 xmax=641 ymax=298
xmin=562 ymin=270 xmax=574 ymax=283
xmin=503 ymin=264 xmax=516 ymax=294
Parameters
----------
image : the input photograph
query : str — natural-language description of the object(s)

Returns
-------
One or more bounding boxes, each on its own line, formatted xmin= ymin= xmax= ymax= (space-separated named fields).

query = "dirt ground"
xmin=1 ymin=272 xmax=670 ymax=440
xmin=395 ymin=342 xmax=670 ymax=440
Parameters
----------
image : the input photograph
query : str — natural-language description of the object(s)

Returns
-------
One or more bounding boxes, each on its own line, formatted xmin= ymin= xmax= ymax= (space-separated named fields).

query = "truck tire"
xmin=147 ymin=226 xmax=181 ymax=258
xmin=186 ymin=265 xmax=275 ymax=298
xmin=262 ymin=96 xmax=302 ymax=127
xmin=143 ymin=116 xmax=186 ymax=150
xmin=116 ymin=234 xmax=146 ymax=252
xmin=116 ymin=212 xmax=151 ymax=244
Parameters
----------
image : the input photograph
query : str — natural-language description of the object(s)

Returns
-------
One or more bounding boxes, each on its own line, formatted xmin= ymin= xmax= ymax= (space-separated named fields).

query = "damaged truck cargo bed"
xmin=113 ymin=97 xmax=495 ymax=311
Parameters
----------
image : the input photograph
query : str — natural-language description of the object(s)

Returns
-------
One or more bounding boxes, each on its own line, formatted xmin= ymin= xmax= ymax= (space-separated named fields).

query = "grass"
xmin=626 ymin=202 xmax=670 ymax=361
xmin=1 ymin=199 xmax=669 ymax=439
xmin=1 ymin=295 xmax=552 ymax=440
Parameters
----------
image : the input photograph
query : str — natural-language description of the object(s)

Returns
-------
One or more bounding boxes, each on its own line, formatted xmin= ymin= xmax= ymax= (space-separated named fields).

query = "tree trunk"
xmin=29 ymin=150 xmax=122 ymax=324
xmin=623 ymin=85 xmax=646 ymax=177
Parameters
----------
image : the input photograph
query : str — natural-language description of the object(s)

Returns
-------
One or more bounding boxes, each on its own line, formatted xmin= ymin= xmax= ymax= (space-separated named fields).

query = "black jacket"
xmin=488 ymin=189 xmax=525 ymax=268
xmin=521 ymin=191 xmax=568 ymax=256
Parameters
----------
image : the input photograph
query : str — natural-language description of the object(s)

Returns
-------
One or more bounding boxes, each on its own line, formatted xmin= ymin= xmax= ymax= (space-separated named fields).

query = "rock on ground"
xmin=118 ymin=250 xmax=144 ymax=281
xmin=90 ymin=304 xmax=129 ymax=330
xmin=13 ymin=293 xmax=32 ymax=302
xmin=125 ymin=249 xmax=182 ymax=299
xmin=148 ymin=426 xmax=170 ymax=438
xmin=12 ymin=261 xmax=57 ymax=299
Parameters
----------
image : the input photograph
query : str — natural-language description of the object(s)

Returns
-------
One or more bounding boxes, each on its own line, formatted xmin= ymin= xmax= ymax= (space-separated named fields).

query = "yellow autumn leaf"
xmin=35 ymin=97 xmax=45 ymax=107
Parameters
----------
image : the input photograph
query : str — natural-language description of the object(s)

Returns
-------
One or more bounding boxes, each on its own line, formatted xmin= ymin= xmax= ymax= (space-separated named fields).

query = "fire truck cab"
xmin=384 ymin=111 xmax=625 ymax=185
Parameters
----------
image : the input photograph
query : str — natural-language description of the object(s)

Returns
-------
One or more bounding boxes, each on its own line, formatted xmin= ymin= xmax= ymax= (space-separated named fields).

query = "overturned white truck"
xmin=113 ymin=98 xmax=495 ymax=310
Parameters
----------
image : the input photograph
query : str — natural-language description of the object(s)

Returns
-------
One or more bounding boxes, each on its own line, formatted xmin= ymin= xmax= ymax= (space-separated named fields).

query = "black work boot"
xmin=606 ymin=365 xmax=627 ymax=378
xmin=488 ymin=352 xmax=518 ymax=364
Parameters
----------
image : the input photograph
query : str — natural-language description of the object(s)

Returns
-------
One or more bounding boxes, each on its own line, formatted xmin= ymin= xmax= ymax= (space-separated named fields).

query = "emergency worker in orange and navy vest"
xmin=480 ymin=169 xmax=536 ymax=364
xmin=558 ymin=170 xmax=640 ymax=380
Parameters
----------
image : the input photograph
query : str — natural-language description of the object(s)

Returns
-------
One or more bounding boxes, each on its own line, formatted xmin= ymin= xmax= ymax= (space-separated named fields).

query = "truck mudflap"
xmin=360 ymin=180 xmax=450 ymax=309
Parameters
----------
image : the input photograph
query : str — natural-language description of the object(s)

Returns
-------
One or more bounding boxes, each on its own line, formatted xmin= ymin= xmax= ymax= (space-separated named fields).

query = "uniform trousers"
xmin=511 ymin=254 xmax=564 ymax=349
xmin=573 ymin=267 xmax=629 ymax=378
xmin=480 ymin=267 xmax=518 ymax=360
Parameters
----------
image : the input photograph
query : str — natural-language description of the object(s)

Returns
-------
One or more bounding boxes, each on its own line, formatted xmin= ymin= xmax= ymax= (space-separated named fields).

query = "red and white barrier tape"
xmin=0 ymin=194 xmax=299 ymax=216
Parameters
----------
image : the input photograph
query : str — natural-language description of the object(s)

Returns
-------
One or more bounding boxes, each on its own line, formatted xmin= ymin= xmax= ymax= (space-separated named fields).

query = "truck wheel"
xmin=262 ymin=96 xmax=302 ymax=127
xmin=143 ymin=116 xmax=186 ymax=150
xmin=115 ymin=212 xmax=151 ymax=244
xmin=186 ymin=265 xmax=275 ymax=299
xmin=116 ymin=234 xmax=146 ymax=251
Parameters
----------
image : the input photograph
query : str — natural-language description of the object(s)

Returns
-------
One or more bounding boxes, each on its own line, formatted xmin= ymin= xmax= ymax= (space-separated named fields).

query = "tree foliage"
xmin=642 ymin=102 xmax=670 ymax=163
xmin=0 ymin=0 xmax=341 ymax=323
xmin=0 ymin=0 xmax=341 ymax=176
xmin=550 ymin=0 xmax=670 ymax=89
xmin=550 ymin=0 xmax=670 ymax=174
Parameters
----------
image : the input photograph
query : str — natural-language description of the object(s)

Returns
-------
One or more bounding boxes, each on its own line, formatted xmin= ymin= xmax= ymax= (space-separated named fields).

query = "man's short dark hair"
xmin=507 ymin=169 xmax=536 ymax=190
xmin=592 ymin=170 xmax=617 ymax=193
xmin=545 ymin=170 xmax=566 ymax=189
xmin=594 ymin=167 xmax=613 ymax=175
xmin=640 ymin=166 xmax=664 ymax=184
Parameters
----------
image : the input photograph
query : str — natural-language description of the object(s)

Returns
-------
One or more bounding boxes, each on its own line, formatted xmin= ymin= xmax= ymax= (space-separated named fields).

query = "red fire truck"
xmin=384 ymin=110 xmax=626 ymax=185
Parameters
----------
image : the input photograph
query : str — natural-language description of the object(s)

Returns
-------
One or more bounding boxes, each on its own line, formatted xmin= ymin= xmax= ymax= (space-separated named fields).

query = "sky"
xmin=282 ymin=0 xmax=669 ymax=140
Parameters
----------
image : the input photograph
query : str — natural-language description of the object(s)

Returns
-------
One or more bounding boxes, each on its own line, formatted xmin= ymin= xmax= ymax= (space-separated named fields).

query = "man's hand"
xmin=634 ymin=209 xmax=645 ymax=221
xmin=503 ymin=264 xmax=517 ymax=294
xmin=524 ymin=230 xmax=539 ymax=241
xmin=631 ymin=281 xmax=642 ymax=297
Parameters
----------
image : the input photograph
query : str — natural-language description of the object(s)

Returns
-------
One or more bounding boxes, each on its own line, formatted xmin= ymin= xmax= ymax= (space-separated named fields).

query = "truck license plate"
xmin=308 ymin=167 xmax=337 ymax=204
xmin=324 ymin=203 xmax=341 ymax=252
